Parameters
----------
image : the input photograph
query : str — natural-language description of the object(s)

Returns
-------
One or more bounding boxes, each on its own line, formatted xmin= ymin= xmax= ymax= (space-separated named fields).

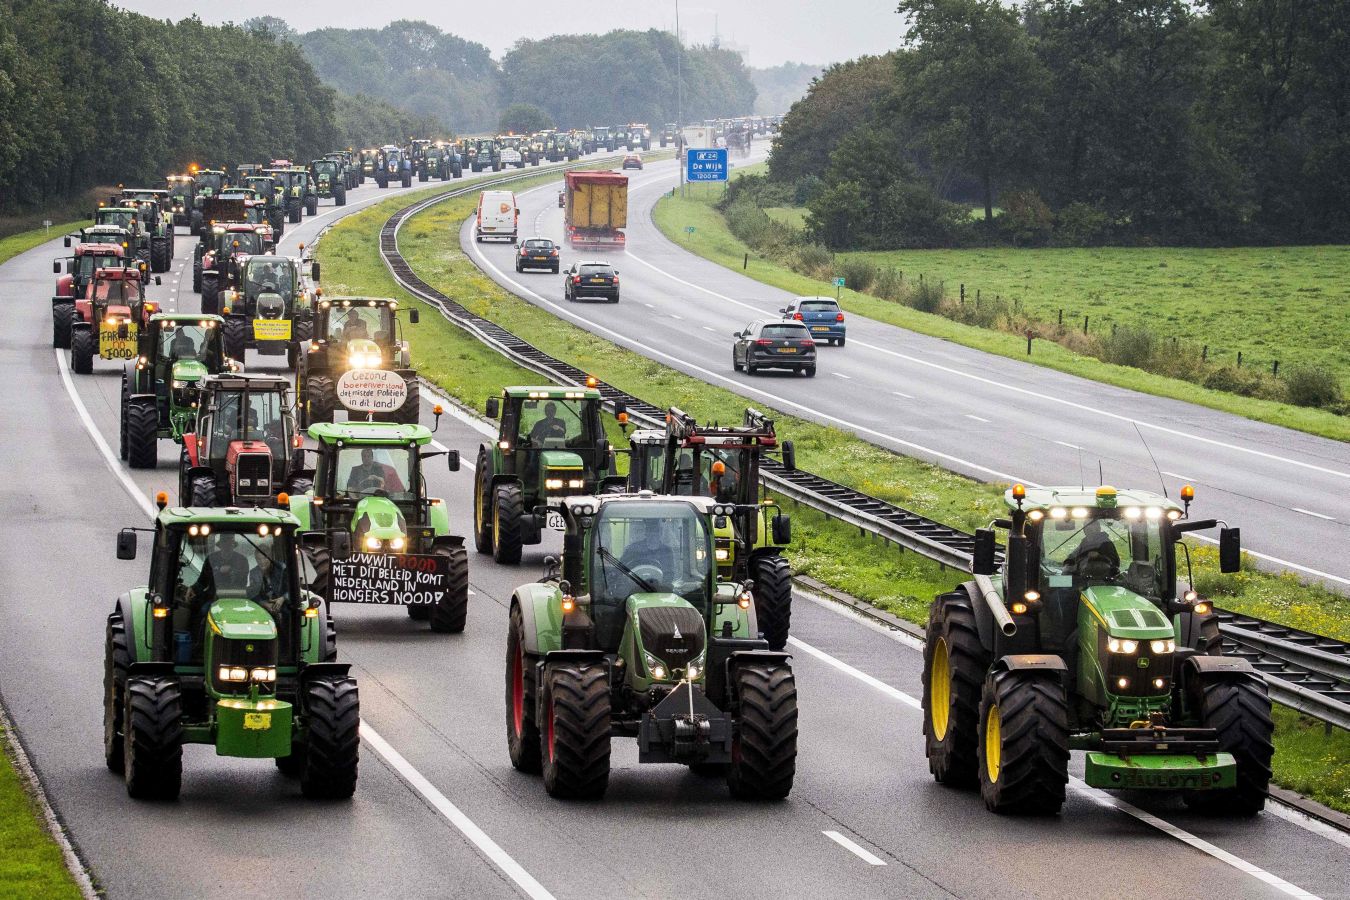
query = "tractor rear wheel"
xmin=492 ymin=483 xmax=524 ymax=565
xmin=189 ymin=210 xmax=203 ymax=236
xmin=976 ymin=668 xmax=1069 ymax=815
xmin=727 ymin=661 xmax=798 ymax=800
xmin=429 ymin=544 xmax=469 ymax=633
xmin=150 ymin=236 xmax=170 ymax=273
xmin=334 ymin=184 xmax=346 ymax=206
xmin=923 ymin=588 xmax=989 ymax=787
xmin=1185 ymin=671 xmax=1273 ymax=815
xmin=540 ymin=661 xmax=611 ymax=799
xmin=307 ymin=375 xmax=335 ymax=425
xmin=304 ymin=544 xmax=332 ymax=598
xmin=306 ymin=196 xmax=318 ymax=216
xmin=70 ymin=327 xmax=94 ymax=374
xmin=125 ymin=397 xmax=159 ymax=469
xmin=750 ymin=555 xmax=792 ymax=651
xmin=222 ymin=317 xmax=246 ymax=362
xmin=506 ymin=604 xmax=541 ymax=773
xmin=52 ymin=302 xmax=73 ymax=349
xmin=406 ymin=602 xmax=431 ymax=621
xmin=288 ymin=198 xmax=302 ymax=224
xmin=300 ymin=674 xmax=360 ymax=800
xmin=200 ymin=274 xmax=219 ymax=314
xmin=189 ymin=473 xmax=219 ymax=507
xmin=419 ymin=169 xmax=429 ymax=183
xmin=473 ymin=450 xmax=493 ymax=554
xmin=401 ymin=172 xmax=412 ymax=188
xmin=103 ymin=611 xmax=130 ymax=773
xmin=395 ymin=378 xmax=420 ymax=425
xmin=123 ymin=675 xmax=183 ymax=800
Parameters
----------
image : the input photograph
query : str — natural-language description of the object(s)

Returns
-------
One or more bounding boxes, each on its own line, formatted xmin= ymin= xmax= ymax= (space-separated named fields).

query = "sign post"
xmin=834 ymin=276 xmax=845 ymax=301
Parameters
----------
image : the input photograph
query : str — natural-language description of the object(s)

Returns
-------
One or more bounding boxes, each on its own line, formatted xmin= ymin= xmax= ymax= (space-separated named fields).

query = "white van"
xmin=476 ymin=190 xmax=518 ymax=243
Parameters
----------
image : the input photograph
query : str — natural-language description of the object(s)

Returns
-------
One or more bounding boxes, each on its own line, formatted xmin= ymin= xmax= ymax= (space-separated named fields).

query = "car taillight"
xmin=836 ymin=313 xmax=845 ymax=322
xmin=801 ymin=339 xmax=815 ymax=346
xmin=550 ymin=249 xmax=558 ymax=255
xmin=573 ymin=276 xmax=581 ymax=284
xmin=613 ymin=276 xmax=619 ymax=284
xmin=793 ymin=312 xmax=803 ymax=320
xmin=755 ymin=339 xmax=773 ymax=346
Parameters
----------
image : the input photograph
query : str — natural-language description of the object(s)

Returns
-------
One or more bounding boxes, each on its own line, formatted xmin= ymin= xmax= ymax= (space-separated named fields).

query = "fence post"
xmin=976 ymin=289 xmax=981 ymax=307
xmin=1026 ymin=330 xmax=1033 ymax=355
xmin=1083 ymin=315 xmax=1089 ymax=335
xmin=743 ymin=253 xmax=748 ymax=270
xmin=1272 ymin=360 xmax=1279 ymax=377
xmin=960 ymin=284 xmax=965 ymax=304
xmin=1237 ymin=351 xmax=1243 ymax=367
xmin=1058 ymin=308 xmax=1063 ymax=326
xmin=1112 ymin=323 xmax=1117 ymax=335
xmin=1202 ymin=344 xmax=1208 ymax=361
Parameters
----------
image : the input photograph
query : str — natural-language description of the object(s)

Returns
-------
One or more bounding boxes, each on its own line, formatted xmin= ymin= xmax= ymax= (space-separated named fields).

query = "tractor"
xmin=120 ymin=314 xmax=232 ymax=469
xmin=197 ymin=223 xmax=269 ymax=313
xmin=468 ymin=138 xmax=500 ymax=173
xmin=374 ymin=146 xmax=412 ymax=188
xmin=408 ymin=139 xmax=435 ymax=182
xmin=506 ymin=492 xmax=798 ymax=799
xmin=298 ymin=296 xmax=421 ymax=427
xmin=473 ymin=384 xmax=626 ymax=565
xmin=165 ymin=175 xmax=195 ymax=226
xmin=105 ymin=500 xmax=356 ymax=800
xmin=426 ymin=143 xmax=462 ymax=180
xmin=264 ymin=167 xmax=316 ymax=221
xmin=118 ymin=189 xmax=176 ymax=272
xmin=52 ymin=239 xmax=125 ymax=348
xmin=622 ymin=407 xmax=796 ymax=651
xmin=921 ymin=483 xmax=1272 ymax=816
xmin=219 ymin=254 xmax=317 ymax=368
xmin=309 ymin=158 xmax=347 ymax=206
xmin=326 ymin=151 xmax=359 ymax=189
xmin=67 ymin=265 xmax=161 ymax=375
xmin=178 ymin=374 xmax=309 ymax=507
xmin=358 ymin=148 xmax=379 ymax=183
xmin=93 ymin=205 xmax=150 ymax=265
xmin=190 ymin=169 xmax=229 ymax=235
xmin=240 ymin=175 xmax=286 ymax=236
xmin=288 ymin=420 xmax=471 ymax=634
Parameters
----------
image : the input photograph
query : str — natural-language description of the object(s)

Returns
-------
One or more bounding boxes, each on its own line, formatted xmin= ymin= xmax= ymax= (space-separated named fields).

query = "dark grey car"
xmin=732 ymin=320 xmax=817 ymax=376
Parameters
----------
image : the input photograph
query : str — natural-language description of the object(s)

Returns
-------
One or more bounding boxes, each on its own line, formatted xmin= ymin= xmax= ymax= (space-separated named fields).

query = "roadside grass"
xmin=653 ymin=181 xmax=1350 ymax=442
xmin=320 ymin=166 xmax=1350 ymax=814
xmin=0 ymin=220 xmax=89 ymax=266
xmin=0 ymin=726 xmax=82 ymax=899
xmin=1270 ymin=707 xmax=1350 ymax=813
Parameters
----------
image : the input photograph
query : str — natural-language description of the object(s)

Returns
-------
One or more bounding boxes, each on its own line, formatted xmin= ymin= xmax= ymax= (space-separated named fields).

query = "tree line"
xmin=769 ymin=0 xmax=1350 ymax=248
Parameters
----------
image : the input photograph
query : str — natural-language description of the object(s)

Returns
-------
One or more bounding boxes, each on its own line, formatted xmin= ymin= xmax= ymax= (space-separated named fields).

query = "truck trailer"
xmin=563 ymin=171 xmax=628 ymax=251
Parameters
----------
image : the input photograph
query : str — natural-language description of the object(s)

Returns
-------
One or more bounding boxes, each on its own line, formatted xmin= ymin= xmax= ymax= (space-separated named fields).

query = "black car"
xmin=564 ymin=261 xmax=619 ymax=302
xmin=732 ymin=320 xmax=817 ymax=376
xmin=515 ymin=238 xmax=561 ymax=273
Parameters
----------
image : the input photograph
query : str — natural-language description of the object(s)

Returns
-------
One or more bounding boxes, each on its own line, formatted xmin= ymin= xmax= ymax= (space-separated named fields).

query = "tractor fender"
xmin=184 ymin=464 xmax=215 ymax=486
xmin=512 ymin=584 xmax=563 ymax=656
xmin=428 ymin=497 xmax=451 ymax=536
xmin=115 ymin=589 xmax=155 ymax=662
xmin=431 ymin=533 xmax=464 ymax=550
xmin=1184 ymin=654 xmax=1256 ymax=677
xmin=300 ymin=661 xmax=352 ymax=683
xmin=489 ymin=472 xmax=523 ymax=491
xmin=52 ymin=293 xmax=74 ymax=306
xmin=182 ymin=433 xmax=200 ymax=467
xmin=992 ymin=654 xmax=1067 ymax=674
xmin=127 ymin=661 xmax=176 ymax=677
xmin=70 ymin=319 xmax=92 ymax=335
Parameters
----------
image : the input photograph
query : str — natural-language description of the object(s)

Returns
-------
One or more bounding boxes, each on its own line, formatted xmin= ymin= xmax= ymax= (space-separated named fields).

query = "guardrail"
xmin=373 ymin=174 xmax=1350 ymax=732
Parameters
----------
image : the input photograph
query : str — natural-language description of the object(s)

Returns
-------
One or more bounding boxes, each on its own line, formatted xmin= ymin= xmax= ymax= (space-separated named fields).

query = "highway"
xmin=463 ymin=151 xmax=1350 ymax=594
xmin=3 ymin=156 xmax=1349 ymax=900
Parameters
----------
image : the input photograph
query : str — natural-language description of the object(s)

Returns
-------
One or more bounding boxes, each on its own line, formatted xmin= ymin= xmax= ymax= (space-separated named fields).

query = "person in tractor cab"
xmin=179 ymin=535 xmax=253 ymax=638
xmin=344 ymin=447 xmax=405 ymax=494
xmin=244 ymin=402 xmax=287 ymax=460
xmin=170 ymin=327 xmax=199 ymax=360
xmin=618 ymin=518 xmax=675 ymax=587
xmin=248 ymin=258 xmax=287 ymax=296
xmin=1062 ymin=519 xmax=1121 ymax=583
xmin=246 ymin=551 xmax=289 ymax=615
xmin=341 ymin=309 xmax=370 ymax=340
xmin=527 ymin=401 xmax=568 ymax=444
xmin=709 ymin=457 xmax=740 ymax=503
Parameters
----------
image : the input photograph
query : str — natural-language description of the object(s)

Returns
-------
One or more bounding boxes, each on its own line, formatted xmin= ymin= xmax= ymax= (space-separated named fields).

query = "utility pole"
xmin=676 ymin=0 xmax=684 ymax=197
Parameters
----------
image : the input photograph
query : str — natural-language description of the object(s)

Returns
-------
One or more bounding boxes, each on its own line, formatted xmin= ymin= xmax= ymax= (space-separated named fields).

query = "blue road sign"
xmin=686 ymin=148 xmax=728 ymax=182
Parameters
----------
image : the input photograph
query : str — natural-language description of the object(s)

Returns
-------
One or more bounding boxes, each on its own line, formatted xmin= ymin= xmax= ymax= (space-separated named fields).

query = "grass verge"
xmin=319 ymin=167 xmax=1350 ymax=813
xmin=0 ymin=725 xmax=82 ymax=899
xmin=0 ymin=220 xmax=89 ymax=267
xmin=653 ymin=179 xmax=1350 ymax=442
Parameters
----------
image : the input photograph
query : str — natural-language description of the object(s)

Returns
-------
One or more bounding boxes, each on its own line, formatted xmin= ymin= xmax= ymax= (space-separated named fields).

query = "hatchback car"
xmin=622 ymin=154 xmax=643 ymax=170
xmin=564 ymin=261 xmax=619 ymax=302
xmin=781 ymin=296 xmax=846 ymax=346
xmin=732 ymin=320 xmax=817 ymax=376
xmin=515 ymin=238 xmax=561 ymax=273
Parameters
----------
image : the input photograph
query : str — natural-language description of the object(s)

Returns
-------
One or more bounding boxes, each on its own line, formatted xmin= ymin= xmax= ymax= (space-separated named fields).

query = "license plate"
xmin=546 ymin=511 xmax=565 ymax=530
xmin=590 ymin=278 xmax=606 ymax=283
xmin=776 ymin=347 xmax=798 ymax=353
xmin=532 ymin=256 xmax=547 ymax=261
xmin=243 ymin=712 xmax=271 ymax=731
xmin=811 ymin=326 xmax=829 ymax=332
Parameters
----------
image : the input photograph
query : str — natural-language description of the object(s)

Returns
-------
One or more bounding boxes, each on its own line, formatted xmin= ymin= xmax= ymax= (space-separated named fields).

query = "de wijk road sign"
xmin=686 ymin=148 xmax=728 ymax=182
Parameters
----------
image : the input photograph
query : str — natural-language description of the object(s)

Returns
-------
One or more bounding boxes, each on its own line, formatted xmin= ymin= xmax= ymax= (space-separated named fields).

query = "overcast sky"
xmin=109 ymin=1 xmax=903 ymax=67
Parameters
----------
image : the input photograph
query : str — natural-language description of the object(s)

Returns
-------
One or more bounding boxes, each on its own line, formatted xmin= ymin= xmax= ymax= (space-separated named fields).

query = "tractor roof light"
xmin=155 ymin=491 xmax=168 ymax=509
xmin=1144 ymin=507 xmax=1163 ymax=520
xmin=1095 ymin=485 xmax=1118 ymax=508
xmin=1071 ymin=507 xmax=1089 ymax=519
xmin=1027 ymin=509 xmax=1044 ymax=521
xmin=1123 ymin=506 xmax=1142 ymax=520
xmin=1011 ymin=483 xmax=1026 ymax=506
xmin=1049 ymin=507 xmax=1067 ymax=519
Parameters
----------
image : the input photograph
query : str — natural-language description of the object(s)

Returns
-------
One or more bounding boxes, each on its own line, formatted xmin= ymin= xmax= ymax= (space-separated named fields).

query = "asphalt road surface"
xmin=464 ymin=152 xmax=1350 ymax=595
xmin=2 ymin=153 xmax=1348 ymax=900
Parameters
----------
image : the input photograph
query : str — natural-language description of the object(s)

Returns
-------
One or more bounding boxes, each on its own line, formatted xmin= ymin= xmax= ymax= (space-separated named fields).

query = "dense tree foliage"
xmin=750 ymin=63 xmax=823 ymax=116
xmin=498 ymin=103 xmax=554 ymax=135
xmin=332 ymin=93 xmax=447 ymax=150
xmin=769 ymin=0 xmax=1350 ymax=247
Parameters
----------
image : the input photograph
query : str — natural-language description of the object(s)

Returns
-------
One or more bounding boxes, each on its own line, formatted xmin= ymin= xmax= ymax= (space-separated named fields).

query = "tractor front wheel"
xmin=307 ymin=375 xmax=335 ymax=425
xmin=222 ymin=317 xmax=247 ymax=362
xmin=492 ymin=482 xmax=524 ymax=565
xmin=473 ymin=450 xmax=493 ymax=554
xmin=1185 ymin=671 xmax=1273 ymax=815
xmin=123 ymin=675 xmax=183 ymax=800
xmin=52 ymin=302 xmax=74 ymax=349
xmin=300 ymin=674 xmax=360 ymax=800
xmin=200 ymin=274 xmax=219 ymax=315
xmin=923 ymin=588 xmax=989 ymax=787
xmin=125 ymin=397 xmax=159 ymax=469
xmin=103 ymin=611 xmax=130 ymax=773
xmin=727 ymin=661 xmax=798 ymax=800
xmin=976 ymin=668 xmax=1069 ymax=815
xmin=506 ymin=603 xmax=541 ymax=773
xmin=150 ymin=236 xmax=170 ymax=273
xmin=429 ymin=544 xmax=469 ymax=633
xmin=70 ymin=327 xmax=94 ymax=375
xmin=304 ymin=544 xmax=332 ymax=598
xmin=189 ymin=210 xmax=203 ymax=236
xmin=395 ymin=377 xmax=420 ymax=425
xmin=288 ymin=198 xmax=302 ymax=224
xmin=305 ymin=196 xmax=318 ymax=217
xmin=334 ymin=184 xmax=346 ymax=206
xmin=750 ymin=555 xmax=792 ymax=651
xmin=189 ymin=473 xmax=219 ymax=507
xmin=540 ymin=661 xmax=611 ymax=799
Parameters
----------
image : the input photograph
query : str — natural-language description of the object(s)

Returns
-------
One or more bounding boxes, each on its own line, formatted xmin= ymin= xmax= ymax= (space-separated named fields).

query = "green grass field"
xmin=0 ymin=727 xmax=82 ymax=898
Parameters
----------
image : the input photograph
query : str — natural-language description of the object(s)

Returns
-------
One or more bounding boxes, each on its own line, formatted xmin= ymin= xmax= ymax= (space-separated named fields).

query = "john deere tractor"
xmin=218 ymin=254 xmax=317 ymax=368
xmin=298 ymin=296 xmax=421 ymax=427
xmin=262 ymin=166 xmax=315 ymax=221
xmin=309 ymin=158 xmax=347 ymax=206
xmin=922 ymin=483 xmax=1272 ymax=816
xmin=473 ymin=384 xmax=626 ymax=565
xmin=288 ymin=420 xmax=470 ymax=633
xmin=178 ymin=374 xmax=309 ymax=507
xmin=506 ymin=492 xmax=798 ymax=799
xmin=105 ymin=500 xmax=356 ymax=800
xmin=67 ymin=265 xmax=161 ymax=375
xmin=120 ymin=314 xmax=231 ymax=469
xmin=52 ymin=238 xmax=126 ymax=348
xmin=241 ymin=175 xmax=286 ymax=236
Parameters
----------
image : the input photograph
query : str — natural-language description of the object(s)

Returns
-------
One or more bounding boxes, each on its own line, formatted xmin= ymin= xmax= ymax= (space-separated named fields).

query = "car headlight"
xmin=1149 ymin=639 xmax=1176 ymax=654
xmin=1107 ymin=638 xmax=1139 ymax=654
xmin=364 ymin=536 xmax=382 ymax=551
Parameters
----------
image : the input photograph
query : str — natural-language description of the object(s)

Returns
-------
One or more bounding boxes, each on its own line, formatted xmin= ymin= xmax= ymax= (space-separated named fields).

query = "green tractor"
xmin=118 ymin=189 xmax=177 ymax=271
xmin=427 ymin=142 xmax=463 ymax=180
xmin=93 ymin=205 xmax=150 ymax=265
xmin=120 ymin=313 xmax=232 ymax=469
xmin=165 ymin=175 xmax=195 ymax=227
xmin=309 ymin=158 xmax=347 ymax=207
xmin=105 ymin=500 xmax=356 ymax=800
xmin=241 ymin=175 xmax=286 ymax=236
xmin=263 ymin=167 xmax=315 ymax=222
xmin=922 ymin=483 xmax=1272 ymax=815
xmin=622 ymin=407 xmax=796 ymax=651
xmin=189 ymin=169 xmax=229 ymax=235
xmin=298 ymin=296 xmax=421 ymax=427
xmin=219 ymin=253 xmax=318 ymax=369
xmin=506 ymin=492 xmax=798 ymax=799
xmin=288 ymin=420 xmax=470 ymax=634
xmin=473 ymin=384 xmax=626 ymax=565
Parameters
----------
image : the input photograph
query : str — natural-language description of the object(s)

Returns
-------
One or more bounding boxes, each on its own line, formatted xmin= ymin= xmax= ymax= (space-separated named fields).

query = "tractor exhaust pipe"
xmin=973 ymin=574 xmax=1017 ymax=636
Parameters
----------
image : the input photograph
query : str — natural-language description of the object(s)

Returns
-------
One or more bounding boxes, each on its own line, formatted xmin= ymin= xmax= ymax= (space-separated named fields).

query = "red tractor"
xmin=67 ymin=266 xmax=162 ymax=375
xmin=198 ymin=224 xmax=269 ymax=314
xmin=52 ymin=240 xmax=126 ymax=348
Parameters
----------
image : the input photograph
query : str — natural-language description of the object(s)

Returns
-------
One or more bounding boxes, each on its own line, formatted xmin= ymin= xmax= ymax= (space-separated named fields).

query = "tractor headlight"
xmin=250 ymin=666 xmax=276 ymax=683
xmin=218 ymin=666 xmax=249 ymax=682
xmin=544 ymin=478 xmax=564 ymax=490
xmin=685 ymin=663 xmax=700 ymax=680
xmin=172 ymin=379 xmax=187 ymax=389
xmin=1150 ymin=639 xmax=1175 ymax=654
xmin=364 ymin=536 xmax=382 ymax=551
xmin=1107 ymin=638 xmax=1139 ymax=654
xmin=714 ymin=547 xmax=730 ymax=562
xmin=390 ymin=536 xmax=406 ymax=551
xmin=567 ymin=478 xmax=584 ymax=489
xmin=644 ymin=652 xmax=667 ymax=681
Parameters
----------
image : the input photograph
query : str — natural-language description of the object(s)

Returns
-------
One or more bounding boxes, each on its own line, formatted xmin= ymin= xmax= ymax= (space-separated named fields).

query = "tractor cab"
xmin=166 ymin=174 xmax=195 ymax=224
xmin=200 ymin=224 xmax=269 ymax=307
xmin=194 ymin=169 xmax=228 ymax=199
xmin=94 ymin=205 xmax=140 ymax=236
xmin=53 ymin=241 xmax=124 ymax=299
xmin=219 ymin=254 xmax=313 ymax=364
xmin=122 ymin=313 xmax=231 ymax=462
xmin=68 ymin=266 xmax=159 ymax=374
xmin=180 ymin=374 xmax=303 ymax=508
xmin=311 ymin=158 xmax=338 ymax=186
xmin=298 ymin=296 xmax=420 ymax=427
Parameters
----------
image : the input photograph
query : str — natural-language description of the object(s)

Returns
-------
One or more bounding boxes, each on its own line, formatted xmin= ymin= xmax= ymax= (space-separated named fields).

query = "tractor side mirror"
xmin=613 ymin=399 xmax=626 ymax=418
xmin=310 ymin=261 xmax=321 ymax=282
xmin=1219 ymin=527 xmax=1241 ymax=573
xmin=154 ymin=276 xmax=161 ymax=285
xmin=64 ymin=236 xmax=72 ymax=248
xmin=781 ymin=440 xmax=796 ymax=472
xmin=331 ymin=530 xmax=352 ymax=559
xmin=409 ymin=308 xmax=419 ymax=325
xmin=446 ymin=450 xmax=460 ymax=472
xmin=771 ymin=513 xmax=791 ymax=546
xmin=116 ymin=529 xmax=138 ymax=560
xmin=1005 ymin=533 xmax=1029 ymax=598
xmin=485 ymin=397 xmax=500 ymax=419
xmin=972 ymin=528 xmax=997 ymax=576
xmin=53 ymin=260 xmax=61 ymax=274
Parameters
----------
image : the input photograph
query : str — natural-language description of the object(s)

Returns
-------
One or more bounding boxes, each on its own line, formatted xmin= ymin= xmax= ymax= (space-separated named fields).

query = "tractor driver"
xmin=169 ymin=326 xmax=199 ymax=360
xmin=527 ymin=401 xmax=568 ymax=444
xmin=345 ymin=448 xmax=405 ymax=494
xmin=1064 ymin=520 xmax=1121 ymax=585
xmin=618 ymin=518 xmax=675 ymax=588
xmin=181 ymin=535 xmax=254 ymax=637
xmin=341 ymin=309 xmax=370 ymax=340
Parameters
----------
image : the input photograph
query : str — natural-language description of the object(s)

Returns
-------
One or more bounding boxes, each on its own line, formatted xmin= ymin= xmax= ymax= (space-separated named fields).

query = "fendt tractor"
xmin=288 ymin=419 xmax=471 ymax=634
xmin=505 ymin=492 xmax=798 ymax=800
xmin=165 ymin=174 xmax=195 ymax=227
xmin=264 ymin=165 xmax=317 ymax=221
xmin=468 ymin=138 xmax=500 ymax=173
xmin=66 ymin=266 xmax=161 ymax=375
xmin=179 ymin=374 xmax=309 ymax=507
xmin=297 ymin=296 xmax=421 ymax=427
xmin=309 ymin=158 xmax=347 ymax=207
xmin=218 ymin=253 xmax=318 ymax=368
xmin=120 ymin=313 xmax=231 ymax=469
xmin=105 ymin=498 xmax=356 ymax=800
xmin=51 ymin=238 xmax=125 ymax=348
xmin=623 ymin=407 xmax=796 ymax=651
xmin=922 ymin=483 xmax=1273 ymax=816
xmin=473 ymin=383 xmax=626 ymax=564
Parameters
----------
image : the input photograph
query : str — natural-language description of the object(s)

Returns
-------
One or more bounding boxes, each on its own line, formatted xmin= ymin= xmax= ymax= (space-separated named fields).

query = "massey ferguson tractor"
xmin=922 ymin=483 xmax=1272 ymax=816
xmin=51 ymin=239 xmax=126 ymax=348
xmin=66 ymin=265 xmax=161 ymax=375
xmin=197 ymin=223 xmax=269 ymax=314
xmin=297 ymin=296 xmax=420 ymax=427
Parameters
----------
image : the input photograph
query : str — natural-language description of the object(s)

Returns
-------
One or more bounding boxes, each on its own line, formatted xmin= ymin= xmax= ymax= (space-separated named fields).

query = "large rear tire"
xmin=70 ymin=327 xmax=94 ymax=374
xmin=429 ymin=544 xmax=469 ymax=633
xmin=189 ymin=472 xmax=219 ymax=507
xmin=300 ymin=675 xmax=360 ymax=800
xmin=473 ymin=449 xmax=493 ymax=554
xmin=506 ymin=603 xmax=542 ymax=773
xmin=125 ymin=397 xmax=159 ymax=469
xmin=727 ymin=661 xmax=798 ymax=800
xmin=923 ymin=587 xmax=989 ymax=787
xmin=150 ymin=236 xmax=170 ymax=273
xmin=492 ymin=482 xmax=524 ymax=565
xmin=52 ymin=301 xmax=74 ymax=349
xmin=288 ymin=198 xmax=302 ymax=224
xmin=334 ymin=184 xmax=346 ymax=206
xmin=402 ymin=172 xmax=412 ymax=188
xmin=305 ymin=196 xmax=318 ymax=217
xmin=200 ymin=274 xmax=219 ymax=315
xmin=749 ymin=555 xmax=792 ymax=651
xmin=103 ymin=611 xmax=130 ymax=773
xmin=540 ymin=661 xmax=611 ymax=799
xmin=976 ymin=668 xmax=1069 ymax=815
xmin=395 ymin=378 xmax=420 ymax=425
xmin=304 ymin=544 xmax=332 ymax=598
xmin=123 ymin=675 xmax=183 ymax=800
xmin=1185 ymin=671 xmax=1273 ymax=815
xmin=307 ymin=375 xmax=335 ymax=425
xmin=222 ymin=317 xmax=247 ymax=362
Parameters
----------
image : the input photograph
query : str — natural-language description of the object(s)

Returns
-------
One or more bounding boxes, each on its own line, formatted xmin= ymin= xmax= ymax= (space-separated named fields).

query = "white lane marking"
xmin=644 ymin=303 xmax=655 ymax=309
xmin=54 ymin=351 xmax=553 ymax=899
xmin=787 ymin=635 xmax=1322 ymax=896
xmin=1293 ymin=507 xmax=1336 ymax=521
xmin=361 ymin=724 xmax=556 ymax=900
xmin=701 ymin=326 xmax=716 ymax=332
xmin=832 ymin=372 xmax=851 ymax=380
xmin=668 ymin=313 xmax=682 ymax=320
xmin=621 ymin=248 xmax=1350 ymax=483
xmin=823 ymin=831 xmax=886 ymax=866
xmin=1055 ymin=440 xmax=1082 ymax=450
xmin=1164 ymin=471 xmax=1197 ymax=482
xmin=891 ymin=390 xmax=913 ymax=399
xmin=965 ymin=414 xmax=990 ymax=424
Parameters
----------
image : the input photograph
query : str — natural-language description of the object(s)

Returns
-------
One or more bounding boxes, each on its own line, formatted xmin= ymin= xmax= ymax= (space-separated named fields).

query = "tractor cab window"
xmin=335 ymin=446 xmax=414 ymax=501
xmin=313 ymin=161 xmax=336 ymax=176
xmin=158 ymin=323 xmax=218 ymax=368
xmin=224 ymin=232 xmax=265 ymax=256
xmin=94 ymin=278 xmax=136 ymax=303
xmin=208 ymin=390 xmax=289 ymax=462
xmin=588 ymin=502 xmax=712 ymax=649
xmin=174 ymin=529 xmax=293 ymax=640
xmin=327 ymin=306 xmax=392 ymax=345
xmin=78 ymin=254 xmax=118 ymax=278
xmin=244 ymin=258 xmax=295 ymax=299
xmin=515 ymin=397 xmax=596 ymax=449
xmin=197 ymin=174 xmax=225 ymax=192
xmin=1038 ymin=515 xmax=1167 ymax=600
xmin=98 ymin=210 xmax=134 ymax=231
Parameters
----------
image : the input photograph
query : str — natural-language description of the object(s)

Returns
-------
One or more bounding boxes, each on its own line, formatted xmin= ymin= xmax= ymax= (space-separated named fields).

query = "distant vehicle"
xmin=621 ymin=154 xmax=643 ymax=170
xmin=515 ymin=238 xmax=560 ymax=274
xmin=732 ymin=320 xmax=817 ymax=376
xmin=780 ymin=296 xmax=846 ymax=346
xmin=476 ymin=190 xmax=518 ymax=243
xmin=563 ymin=261 xmax=619 ymax=303
xmin=557 ymin=190 xmax=565 ymax=208
xmin=563 ymin=171 xmax=627 ymax=250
